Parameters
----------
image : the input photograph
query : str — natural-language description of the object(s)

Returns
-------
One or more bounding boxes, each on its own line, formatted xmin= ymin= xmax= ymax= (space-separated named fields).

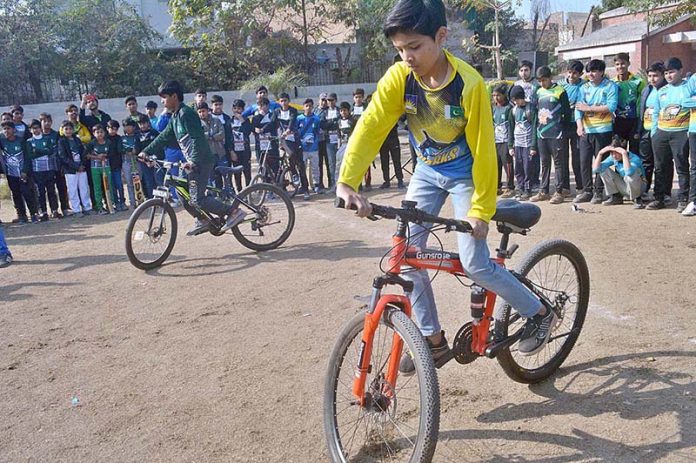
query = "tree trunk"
xmin=494 ymin=7 xmax=503 ymax=80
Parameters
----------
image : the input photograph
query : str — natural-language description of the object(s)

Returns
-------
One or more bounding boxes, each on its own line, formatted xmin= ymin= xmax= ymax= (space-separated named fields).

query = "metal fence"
xmin=0 ymin=79 xmax=79 ymax=106
xmin=307 ymin=59 xmax=391 ymax=87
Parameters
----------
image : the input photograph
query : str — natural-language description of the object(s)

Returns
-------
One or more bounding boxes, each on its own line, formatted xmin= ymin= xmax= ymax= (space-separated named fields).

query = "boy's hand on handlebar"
xmin=466 ymin=217 xmax=489 ymax=240
xmin=336 ymin=183 xmax=372 ymax=218
xmin=181 ymin=161 xmax=194 ymax=173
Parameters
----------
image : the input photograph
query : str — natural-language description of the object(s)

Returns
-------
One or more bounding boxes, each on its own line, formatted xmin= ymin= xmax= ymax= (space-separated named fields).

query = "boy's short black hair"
xmin=256 ymin=85 xmax=268 ymax=93
xmin=614 ymin=52 xmax=630 ymax=63
xmin=106 ymin=119 xmax=120 ymax=129
xmin=92 ymin=123 xmax=105 ymax=133
xmin=278 ymin=92 xmax=290 ymax=100
xmin=339 ymin=101 xmax=351 ymax=110
xmin=122 ymin=118 xmax=137 ymax=127
xmin=536 ymin=66 xmax=552 ymax=79
xmin=145 ymin=100 xmax=158 ymax=109
xmin=353 ymin=88 xmax=365 ymax=96
xmin=519 ymin=60 xmax=533 ymax=70
xmin=210 ymin=94 xmax=223 ymax=103
xmin=492 ymin=83 xmax=509 ymax=97
xmin=1 ymin=121 xmax=15 ymax=129
xmin=10 ymin=105 xmax=23 ymax=115
xmin=125 ymin=95 xmax=137 ymax=105
xmin=567 ymin=60 xmax=584 ymax=73
xmin=233 ymin=99 xmax=245 ymax=108
xmin=158 ymin=80 xmax=184 ymax=102
xmin=29 ymin=119 xmax=41 ymax=128
xmin=585 ymin=59 xmax=606 ymax=72
xmin=647 ymin=61 xmax=665 ymax=74
xmin=39 ymin=112 xmax=52 ymax=121
xmin=665 ymin=57 xmax=682 ymax=71
xmin=65 ymin=104 xmax=78 ymax=113
xmin=196 ymin=102 xmax=209 ymax=110
xmin=509 ymin=85 xmax=526 ymax=100
xmin=60 ymin=120 xmax=73 ymax=129
xmin=195 ymin=88 xmax=207 ymax=95
xmin=611 ymin=134 xmax=627 ymax=148
xmin=1 ymin=112 xmax=12 ymax=119
xmin=383 ymin=0 xmax=446 ymax=40
xmin=304 ymin=98 xmax=314 ymax=105
xmin=258 ymin=97 xmax=270 ymax=106
xmin=138 ymin=114 xmax=151 ymax=124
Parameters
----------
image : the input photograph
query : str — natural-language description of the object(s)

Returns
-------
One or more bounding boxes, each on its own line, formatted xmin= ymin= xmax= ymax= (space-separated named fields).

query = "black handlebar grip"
xmin=334 ymin=197 xmax=358 ymax=210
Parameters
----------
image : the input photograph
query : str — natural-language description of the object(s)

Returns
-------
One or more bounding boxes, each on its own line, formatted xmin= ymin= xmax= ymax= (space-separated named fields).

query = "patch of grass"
xmin=0 ymin=178 xmax=10 ymax=200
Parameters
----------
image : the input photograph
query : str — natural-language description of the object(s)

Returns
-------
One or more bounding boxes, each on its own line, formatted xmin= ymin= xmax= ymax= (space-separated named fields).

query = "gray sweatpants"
xmin=303 ymin=150 xmax=320 ymax=187
xmin=600 ymin=168 xmax=643 ymax=200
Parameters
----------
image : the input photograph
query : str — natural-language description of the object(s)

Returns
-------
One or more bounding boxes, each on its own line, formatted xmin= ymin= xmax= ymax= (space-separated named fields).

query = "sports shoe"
xmin=530 ymin=192 xmax=550 ymax=202
xmin=51 ymin=210 xmax=63 ymax=219
xmin=31 ymin=215 xmax=40 ymax=224
xmin=313 ymin=186 xmax=323 ymax=194
xmin=549 ymin=192 xmax=564 ymax=204
xmin=379 ymin=181 xmax=391 ymax=189
xmin=562 ymin=189 xmax=572 ymax=198
xmin=646 ymin=200 xmax=665 ymax=210
xmin=397 ymin=180 xmax=406 ymax=189
xmin=602 ymin=194 xmax=623 ymax=206
xmin=399 ymin=331 xmax=451 ymax=376
xmin=82 ymin=210 xmax=92 ymax=217
xmin=0 ymin=254 xmax=12 ymax=268
xmin=590 ymin=193 xmax=603 ymax=204
xmin=518 ymin=308 xmax=558 ymax=356
xmin=573 ymin=191 xmax=593 ymax=203
xmin=676 ymin=201 xmax=688 ymax=213
xmin=97 ymin=209 xmax=109 ymax=215
xmin=681 ymin=201 xmax=696 ymax=216
xmin=303 ymin=192 xmax=310 ymax=201
xmin=40 ymin=213 xmax=50 ymax=222
xmin=64 ymin=209 xmax=74 ymax=217
xmin=519 ymin=191 xmax=531 ymax=201
xmin=633 ymin=198 xmax=645 ymax=209
xmin=12 ymin=216 xmax=29 ymax=224
xmin=664 ymin=195 xmax=673 ymax=206
xmin=501 ymin=189 xmax=515 ymax=198
xmin=187 ymin=218 xmax=210 ymax=236
xmin=220 ymin=208 xmax=247 ymax=233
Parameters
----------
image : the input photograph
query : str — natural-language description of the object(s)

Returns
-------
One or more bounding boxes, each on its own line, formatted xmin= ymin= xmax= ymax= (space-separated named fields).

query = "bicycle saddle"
xmin=215 ymin=165 xmax=244 ymax=175
xmin=492 ymin=199 xmax=541 ymax=230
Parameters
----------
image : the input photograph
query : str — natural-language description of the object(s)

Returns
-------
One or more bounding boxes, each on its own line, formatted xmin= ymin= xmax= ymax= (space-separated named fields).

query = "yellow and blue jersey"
xmin=559 ymin=78 xmax=585 ymax=122
xmin=339 ymin=50 xmax=497 ymax=222
xmin=682 ymin=74 xmax=696 ymax=133
xmin=642 ymin=87 xmax=659 ymax=132
xmin=575 ymin=77 xmax=618 ymax=134
xmin=654 ymin=80 xmax=691 ymax=133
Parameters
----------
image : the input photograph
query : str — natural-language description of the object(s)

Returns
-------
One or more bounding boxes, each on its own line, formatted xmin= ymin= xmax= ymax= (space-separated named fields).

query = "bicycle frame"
xmin=352 ymin=218 xmax=509 ymax=405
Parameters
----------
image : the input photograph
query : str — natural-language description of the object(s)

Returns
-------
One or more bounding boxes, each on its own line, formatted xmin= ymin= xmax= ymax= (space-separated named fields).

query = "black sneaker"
xmin=602 ymin=194 xmax=623 ymax=206
xmin=518 ymin=309 xmax=558 ymax=356
xmin=633 ymin=198 xmax=645 ymax=209
xmin=40 ymin=213 xmax=50 ymax=222
xmin=590 ymin=193 xmax=603 ymax=204
xmin=676 ymin=201 xmax=688 ymax=213
xmin=51 ymin=210 xmax=63 ymax=219
xmin=187 ymin=218 xmax=210 ymax=236
xmin=646 ymin=200 xmax=665 ymax=210
xmin=0 ymin=253 xmax=13 ymax=268
xmin=573 ymin=191 xmax=593 ymax=203
xmin=397 ymin=180 xmax=406 ymax=189
xmin=399 ymin=331 xmax=451 ymax=376
xmin=379 ymin=181 xmax=391 ymax=189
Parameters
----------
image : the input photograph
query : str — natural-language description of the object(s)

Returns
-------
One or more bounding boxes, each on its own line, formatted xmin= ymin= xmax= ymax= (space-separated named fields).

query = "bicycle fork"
xmin=352 ymin=276 xmax=414 ymax=407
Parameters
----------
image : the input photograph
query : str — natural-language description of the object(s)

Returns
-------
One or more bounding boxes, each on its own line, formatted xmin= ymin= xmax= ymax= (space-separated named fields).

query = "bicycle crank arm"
xmin=485 ymin=326 xmax=525 ymax=358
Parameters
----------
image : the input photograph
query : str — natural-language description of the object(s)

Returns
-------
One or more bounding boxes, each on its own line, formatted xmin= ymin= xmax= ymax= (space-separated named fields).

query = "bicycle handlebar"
xmin=335 ymin=197 xmax=472 ymax=233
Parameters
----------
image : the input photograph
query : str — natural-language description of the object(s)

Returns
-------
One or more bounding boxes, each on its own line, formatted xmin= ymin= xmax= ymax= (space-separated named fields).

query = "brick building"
xmin=555 ymin=6 xmax=696 ymax=74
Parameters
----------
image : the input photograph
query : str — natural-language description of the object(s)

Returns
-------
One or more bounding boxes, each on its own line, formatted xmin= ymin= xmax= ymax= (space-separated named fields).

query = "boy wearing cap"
xmin=27 ymin=119 xmax=61 ymax=220
xmin=79 ymin=94 xmax=112 ymax=132
xmin=648 ymin=57 xmax=691 ymax=212
xmin=58 ymin=120 xmax=92 ymax=215
xmin=560 ymin=60 xmax=585 ymax=194
xmin=574 ymin=59 xmax=619 ymax=204
xmin=509 ymin=85 xmax=537 ymax=200
xmin=1 ymin=121 xmax=38 ymax=223
xmin=613 ymin=53 xmax=645 ymax=154
xmin=230 ymin=99 xmax=253 ymax=191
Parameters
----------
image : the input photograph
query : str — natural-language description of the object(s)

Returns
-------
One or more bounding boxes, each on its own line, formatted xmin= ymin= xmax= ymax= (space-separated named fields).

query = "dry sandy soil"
xmin=1 ymin=160 xmax=696 ymax=463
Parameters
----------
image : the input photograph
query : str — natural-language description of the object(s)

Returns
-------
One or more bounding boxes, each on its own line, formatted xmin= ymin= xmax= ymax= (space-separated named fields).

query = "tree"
xmin=625 ymin=0 xmax=696 ymax=27
xmin=529 ymin=0 xmax=551 ymax=69
xmin=239 ymin=65 xmax=308 ymax=99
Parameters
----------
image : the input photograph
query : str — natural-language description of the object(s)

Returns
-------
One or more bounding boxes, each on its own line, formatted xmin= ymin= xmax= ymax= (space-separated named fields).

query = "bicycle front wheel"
xmin=496 ymin=239 xmax=590 ymax=383
xmin=324 ymin=306 xmax=440 ymax=463
xmin=231 ymin=183 xmax=295 ymax=251
xmin=124 ymin=198 xmax=178 ymax=270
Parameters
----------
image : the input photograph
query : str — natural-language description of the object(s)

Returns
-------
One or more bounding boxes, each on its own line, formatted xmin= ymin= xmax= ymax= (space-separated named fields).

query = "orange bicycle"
xmin=324 ymin=199 xmax=589 ymax=462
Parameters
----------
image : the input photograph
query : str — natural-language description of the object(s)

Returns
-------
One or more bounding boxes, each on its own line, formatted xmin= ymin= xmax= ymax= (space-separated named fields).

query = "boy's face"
xmin=492 ymin=92 xmax=505 ymax=105
xmin=665 ymin=69 xmax=682 ymax=84
xmin=610 ymin=151 xmax=623 ymax=161
xmin=1 ymin=114 xmax=11 ymax=123
xmin=647 ymin=71 xmax=664 ymax=87
xmin=107 ymin=126 xmax=118 ymax=136
xmin=160 ymin=93 xmax=179 ymax=111
xmin=31 ymin=125 xmax=41 ymax=136
xmin=566 ymin=69 xmax=581 ymax=83
xmin=146 ymin=107 xmax=156 ymax=117
xmin=63 ymin=125 xmax=74 ymax=137
xmin=124 ymin=125 xmax=135 ymax=135
xmin=513 ymin=97 xmax=526 ymax=107
xmin=67 ymin=107 xmax=79 ymax=121
xmin=614 ymin=59 xmax=629 ymax=76
xmin=94 ymin=128 xmax=105 ymax=139
xmin=195 ymin=93 xmax=206 ymax=104
xmin=40 ymin=119 xmax=52 ymax=132
xmin=12 ymin=111 xmax=22 ymax=123
xmin=256 ymin=90 xmax=267 ymax=103
xmin=319 ymin=97 xmax=328 ymax=109
xmin=588 ymin=69 xmax=604 ymax=84
xmin=279 ymin=98 xmax=289 ymax=110
xmin=126 ymin=100 xmax=138 ymax=113
xmin=391 ymin=28 xmax=447 ymax=79
xmin=233 ymin=105 xmax=244 ymax=114
xmin=539 ymin=76 xmax=552 ymax=89
xmin=327 ymin=97 xmax=336 ymax=108
xmin=138 ymin=122 xmax=150 ymax=132
xmin=304 ymin=103 xmax=313 ymax=114
xmin=197 ymin=108 xmax=209 ymax=119
xmin=2 ymin=126 xmax=15 ymax=138
xmin=339 ymin=108 xmax=350 ymax=118
xmin=259 ymin=103 xmax=269 ymax=114
xmin=353 ymin=94 xmax=364 ymax=106
xmin=519 ymin=66 xmax=531 ymax=81
xmin=212 ymin=101 xmax=224 ymax=114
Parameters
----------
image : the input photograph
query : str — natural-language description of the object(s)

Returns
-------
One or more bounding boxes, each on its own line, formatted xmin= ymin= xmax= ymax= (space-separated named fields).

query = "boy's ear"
xmin=436 ymin=27 xmax=448 ymax=47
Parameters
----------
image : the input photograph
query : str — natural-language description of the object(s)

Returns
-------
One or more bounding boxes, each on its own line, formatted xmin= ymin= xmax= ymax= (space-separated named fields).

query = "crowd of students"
xmin=493 ymin=54 xmax=696 ymax=214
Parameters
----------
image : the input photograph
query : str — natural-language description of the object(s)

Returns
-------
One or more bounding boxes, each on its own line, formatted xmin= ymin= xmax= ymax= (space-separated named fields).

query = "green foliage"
xmin=0 ymin=178 xmax=10 ymax=200
xmin=240 ymin=65 xmax=308 ymax=99
xmin=626 ymin=0 xmax=696 ymax=27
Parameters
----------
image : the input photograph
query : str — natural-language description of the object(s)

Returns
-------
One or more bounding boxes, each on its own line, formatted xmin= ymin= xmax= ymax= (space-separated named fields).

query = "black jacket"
xmin=58 ymin=137 xmax=87 ymax=174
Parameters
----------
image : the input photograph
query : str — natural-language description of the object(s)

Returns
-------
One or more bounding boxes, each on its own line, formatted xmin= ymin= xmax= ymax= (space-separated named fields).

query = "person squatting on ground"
xmin=592 ymin=135 xmax=645 ymax=208
xmin=337 ymin=0 xmax=559 ymax=369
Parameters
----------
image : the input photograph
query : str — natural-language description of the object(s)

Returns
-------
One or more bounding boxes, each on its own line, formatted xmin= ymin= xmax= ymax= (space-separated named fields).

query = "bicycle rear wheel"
xmin=496 ymin=239 xmax=590 ymax=383
xmin=125 ymin=198 xmax=177 ymax=270
xmin=231 ymin=183 xmax=295 ymax=251
xmin=324 ymin=306 xmax=440 ymax=463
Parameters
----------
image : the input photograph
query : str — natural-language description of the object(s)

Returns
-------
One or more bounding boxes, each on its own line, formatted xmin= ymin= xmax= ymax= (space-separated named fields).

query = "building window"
xmin=604 ymin=54 xmax=616 ymax=67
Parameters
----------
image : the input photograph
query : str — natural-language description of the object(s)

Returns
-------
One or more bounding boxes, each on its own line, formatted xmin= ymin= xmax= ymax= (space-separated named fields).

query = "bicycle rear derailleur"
xmin=452 ymin=322 xmax=479 ymax=364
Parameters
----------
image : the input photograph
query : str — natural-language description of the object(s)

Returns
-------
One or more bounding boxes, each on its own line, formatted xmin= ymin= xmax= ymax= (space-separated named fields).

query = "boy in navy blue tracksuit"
xmin=252 ymin=98 xmax=279 ymax=183
xmin=230 ymin=99 xmax=253 ymax=192
xmin=26 ymin=120 xmax=61 ymax=220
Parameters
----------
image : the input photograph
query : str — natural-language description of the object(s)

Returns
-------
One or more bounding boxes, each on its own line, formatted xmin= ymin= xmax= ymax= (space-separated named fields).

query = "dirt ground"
xmin=1 ymin=159 xmax=696 ymax=463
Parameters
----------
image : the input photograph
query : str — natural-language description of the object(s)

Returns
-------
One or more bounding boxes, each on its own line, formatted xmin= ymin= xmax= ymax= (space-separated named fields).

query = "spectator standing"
xmin=315 ymin=92 xmax=330 ymax=189
xmin=682 ymin=72 xmax=696 ymax=216
xmin=10 ymin=106 xmax=29 ymax=140
xmin=321 ymin=92 xmax=341 ymax=189
xmin=0 ymin=224 xmax=11 ymax=268
xmin=58 ymin=120 xmax=92 ymax=215
xmin=592 ymin=135 xmax=645 ymax=207
xmin=492 ymin=84 xmax=514 ymax=197
xmin=352 ymin=88 xmax=373 ymax=189
xmin=297 ymin=98 xmax=322 ymax=194
xmin=559 ymin=60 xmax=585 ymax=194
xmin=230 ymin=99 xmax=253 ymax=191
xmin=106 ymin=120 xmax=125 ymax=210
xmin=612 ymin=53 xmax=645 ymax=154
xmin=120 ymin=119 xmax=141 ymax=210
xmin=252 ymin=98 xmax=280 ymax=183
xmin=210 ymin=95 xmax=233 ymax=168
xmin=197 ymin=102 xmax=227 ymax=188
xmin=274 ymin=93 xmax=309 ymax=197
xmin=335 ymin=101 xmax=355 ymax=184
xmin=509 ymin=85 xmax=537 ymax=200
xmin=1 ymin=121 xmax=38 ymax=223
xmin=138 ymin=117 xmax=161 ymax=200
xmin=62 ymin=104 xmax=92 ymax=144
xmin=39 ymin=113 xmax=71 ymax=215
xmin=145 ymin=101 xmax=159 ymax=127
xmin=638 ymin=61 xmax=667 ymax=199
xmin=377 ymin=123 xmax=405 ymax=189
xmin=514 ymin=60 xmax=539 ymax=103
xmin=27 ymin=120 xmax=60 ymax=220
xmin=79 ymin=94 xmax=112 ymax=132
xmin=85 ymin=124 xmax=114 ymax=215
